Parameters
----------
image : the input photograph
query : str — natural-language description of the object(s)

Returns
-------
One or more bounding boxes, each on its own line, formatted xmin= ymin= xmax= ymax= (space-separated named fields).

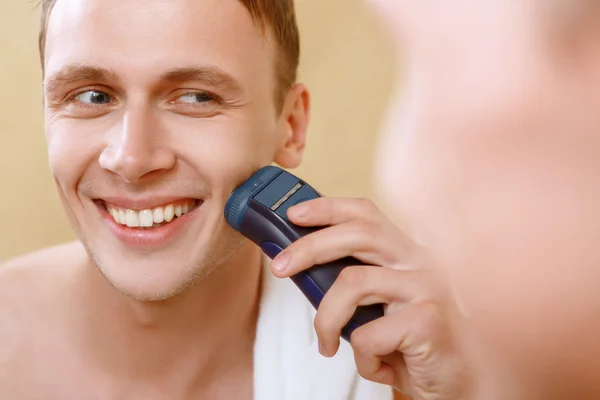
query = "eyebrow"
xmin=44 ymin=65 xmax=119 ymax=95
xmin=159 ymin=66 xmax=242 ymax=93
xmin=44 ymin=64 xmax=243 ymax=95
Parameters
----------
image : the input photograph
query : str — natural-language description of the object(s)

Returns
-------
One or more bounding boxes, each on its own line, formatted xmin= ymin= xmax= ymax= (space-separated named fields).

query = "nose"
xmin=99 ymin=105 xmax=176 ymax=183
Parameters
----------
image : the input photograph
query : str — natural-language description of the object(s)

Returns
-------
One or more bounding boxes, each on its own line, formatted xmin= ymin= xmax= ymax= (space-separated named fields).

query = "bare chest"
xmin=0 ymin=339 xmax=254 ymax=400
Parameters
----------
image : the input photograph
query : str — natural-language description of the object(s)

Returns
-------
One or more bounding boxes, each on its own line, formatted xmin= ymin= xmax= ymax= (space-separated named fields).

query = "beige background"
xmin=0 ymin=0 xmax=396 ymax=262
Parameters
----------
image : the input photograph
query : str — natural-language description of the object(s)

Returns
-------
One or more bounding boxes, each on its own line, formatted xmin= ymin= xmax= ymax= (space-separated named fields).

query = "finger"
xmin=350 ymin=312 xmax=408 ymax=360
xmin=286 ymin=197 xmax=384 ymax=227
xmin=381 ymin=352 xmax=413 ymax=395
xmin=353 ymin=349 xmax=410 ymax=391
xmin=314 ymin=266 xmax=432 ymax=356
xmin=350 ymin=306 xmax=445 ymax=396
xmin=350 ymin=313 xmax=413 ymax=391
xmin=351 ymin=315 xmax=412 ymax=392
xmin=270 ymin=219 xmax=403 ymax=277
xmin=352 ymin=300 xmax=447 ymax=359
xmin=352 ymin=350 xmax=397 ymax=387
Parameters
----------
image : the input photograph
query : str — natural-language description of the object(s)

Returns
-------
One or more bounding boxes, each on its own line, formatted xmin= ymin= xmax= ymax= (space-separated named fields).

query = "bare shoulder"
xmin=0 ymin=242 xmax=89 ymax=394
xmin=0 ymin=240 xmax=86 ymax=304
xmin=0 ymin=241 xmax=89 ymax=319
xmin=0 ymin=241 xmax=88 ymax=349
xmin=1 ymin=240 xmax=87 ymax=272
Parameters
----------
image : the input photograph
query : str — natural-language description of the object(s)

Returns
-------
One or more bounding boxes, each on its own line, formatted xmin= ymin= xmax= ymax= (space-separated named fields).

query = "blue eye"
xmin=178 ymin=92 xmax=215 ymax=104
xmin=75 ymin=91 xmax=111 ymax=105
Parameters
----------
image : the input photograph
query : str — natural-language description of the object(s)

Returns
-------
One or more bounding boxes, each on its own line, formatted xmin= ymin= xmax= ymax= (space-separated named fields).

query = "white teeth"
xmin=164 ymin=205 xmax=175 ymax=222
xmin=107 ymin=201 xmax=195 ymax=229
xmin=110 ymin=208 xmax=119 ymax=223
xmin=139 ymin=210 xmax=154 ymax=227
xmin=126 ymin=209 xmax=140 ymax=227
xmin=118 ymin=209 xmax=127 ymax=225
xmin=153 ymin=207 xmax=164 ymax=224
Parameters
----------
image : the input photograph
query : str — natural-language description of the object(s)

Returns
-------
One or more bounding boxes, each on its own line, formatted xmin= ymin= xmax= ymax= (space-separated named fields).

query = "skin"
xmin=1 ymin=0 xmax=459 ymax=398
xmin=274 ymin=1 xmax=600 ymax=399
xmin=0 ymin=0 xmax=311 ymax=398
xmin=364 ymin=1 xmax=600 ymax=399
xmin=273 ymin=199 xmax=467 ymax=399
xmin=14 ymin=0 xmax=598 ymax=398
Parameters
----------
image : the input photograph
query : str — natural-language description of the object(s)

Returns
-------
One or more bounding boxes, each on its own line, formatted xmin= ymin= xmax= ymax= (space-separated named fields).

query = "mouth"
xmin=97 ymin=199 xmax=202 ymax=230
xmin=93 ymin=198 xmax=205 ymax=247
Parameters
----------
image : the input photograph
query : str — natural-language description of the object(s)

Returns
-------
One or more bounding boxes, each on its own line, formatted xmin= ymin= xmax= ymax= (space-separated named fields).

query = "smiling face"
xmin=42 ymin=0 xmax=308 ymax=301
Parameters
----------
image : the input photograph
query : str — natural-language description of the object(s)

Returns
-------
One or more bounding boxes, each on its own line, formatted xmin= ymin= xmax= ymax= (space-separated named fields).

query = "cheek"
xmin=175 ymin=114 xmax=277 ymax=195
xmin=46 ymin=117 xmax=104 ymax=195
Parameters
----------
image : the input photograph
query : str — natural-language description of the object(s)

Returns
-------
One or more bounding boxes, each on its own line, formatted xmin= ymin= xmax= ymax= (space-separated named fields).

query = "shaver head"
xmin=225 ymin=166 xmax=283 ymax=231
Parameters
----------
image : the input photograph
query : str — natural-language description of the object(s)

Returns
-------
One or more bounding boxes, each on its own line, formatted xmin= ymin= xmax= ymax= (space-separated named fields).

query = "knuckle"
xmin=313 ymin=311 xmax=332 ymax=338
xmin=338 ymin=266 xmax=367 ymax=288
xmin=351 ymin=326 xmax=376 ymax=353
xmin=352 ymin=219 xmax=373 ymax=235
xmin=352 ymin=221 xmax=380 ymax=255
xmin=294 ymin=236 xmax=318 ymax=263
xmin=356 ymin=363 xmax=377 ymax=382
xmin=317 ymin=197 xmax=333 ymax=213
xmin=357 ymin=197 xmax=375 ymax=210
xmin=296 ymin=235 xmax=314 ymax=254
xmin=411 ymin=300 xmax=446 ymax=342
xmin=358 ymin=198 xmax=380 ymax=215
xmin=356 ymin=220 xmax=377 ymax=243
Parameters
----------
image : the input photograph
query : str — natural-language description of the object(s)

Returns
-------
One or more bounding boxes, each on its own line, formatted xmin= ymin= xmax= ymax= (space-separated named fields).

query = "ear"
xmin=273 ymin=83 xmax=311 ymax=169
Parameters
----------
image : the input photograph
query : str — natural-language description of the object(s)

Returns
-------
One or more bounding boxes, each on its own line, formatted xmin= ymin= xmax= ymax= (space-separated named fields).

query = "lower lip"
xmin=97 ymin=202 xmax=203 ymax=248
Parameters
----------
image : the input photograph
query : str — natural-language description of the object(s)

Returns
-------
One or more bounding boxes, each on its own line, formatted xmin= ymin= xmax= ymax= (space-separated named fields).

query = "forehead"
xmin=44 ymin=0 xmax=273 ymax=83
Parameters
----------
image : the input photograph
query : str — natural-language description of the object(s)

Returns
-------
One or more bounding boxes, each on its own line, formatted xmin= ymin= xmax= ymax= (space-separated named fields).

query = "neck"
xmin=79 ymin=242 xmax=263 ymax=390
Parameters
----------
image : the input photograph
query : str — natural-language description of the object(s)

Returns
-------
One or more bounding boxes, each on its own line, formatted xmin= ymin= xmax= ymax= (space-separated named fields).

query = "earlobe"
xmin=274 ymin=84 xmax=311 ymax=169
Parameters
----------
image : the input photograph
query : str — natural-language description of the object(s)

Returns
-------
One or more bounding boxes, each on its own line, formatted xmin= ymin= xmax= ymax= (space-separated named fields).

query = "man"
xmin=361 ymin=0 xmax=600 ymax=399
xmin=0 ymin=0 xmax=465 ymax=399
xmin=0 ymin=0 xmax=391 ymax=398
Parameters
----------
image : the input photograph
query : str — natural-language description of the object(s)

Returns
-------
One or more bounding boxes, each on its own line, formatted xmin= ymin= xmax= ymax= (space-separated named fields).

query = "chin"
xmin=73 ymin=192 xmax=249 ymax=301
xmin=88 ymin=247 xmax=217 ymax=302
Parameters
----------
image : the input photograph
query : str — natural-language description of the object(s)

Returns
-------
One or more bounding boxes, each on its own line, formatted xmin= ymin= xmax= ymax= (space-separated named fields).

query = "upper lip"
xmin=97 ymin=196 xmax=201 ymax=211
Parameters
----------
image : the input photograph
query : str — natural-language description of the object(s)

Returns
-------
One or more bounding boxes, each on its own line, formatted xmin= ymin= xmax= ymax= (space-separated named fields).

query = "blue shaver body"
xmin=225 ymin=166 xmax=384 ymax=341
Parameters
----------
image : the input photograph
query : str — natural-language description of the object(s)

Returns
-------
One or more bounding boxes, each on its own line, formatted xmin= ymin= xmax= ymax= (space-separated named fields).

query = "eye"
xmin=176 ymin=92 xmax=217 ymax=104
xmin=168 ymin=91 xmax=222 ymax=117
xmin=74 ymin=90 xmax=112 ymax=105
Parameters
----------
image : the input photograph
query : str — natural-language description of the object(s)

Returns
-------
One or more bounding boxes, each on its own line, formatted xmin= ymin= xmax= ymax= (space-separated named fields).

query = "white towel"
xmin=254 ymin=259 xmax=393 ymax=400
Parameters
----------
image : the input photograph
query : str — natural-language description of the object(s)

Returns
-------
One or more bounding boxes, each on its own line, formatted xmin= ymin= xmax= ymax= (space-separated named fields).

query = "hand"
xmin=270 ymin=197 xmax=469 ymax=400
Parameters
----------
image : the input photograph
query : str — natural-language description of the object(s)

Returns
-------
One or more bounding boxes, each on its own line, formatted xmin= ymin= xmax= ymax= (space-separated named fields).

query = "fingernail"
xmin=272 ymin=252 xmax=290 ymax=272
xmin=290 ymin=204 xmax=308 ymax=218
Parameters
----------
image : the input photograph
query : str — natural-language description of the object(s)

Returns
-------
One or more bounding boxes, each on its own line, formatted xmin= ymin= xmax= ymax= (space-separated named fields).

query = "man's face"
xmin=43 ymin=0 xmax=302 ymax=300
xmin=369 ymin=1 xmax=600 ymax=397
